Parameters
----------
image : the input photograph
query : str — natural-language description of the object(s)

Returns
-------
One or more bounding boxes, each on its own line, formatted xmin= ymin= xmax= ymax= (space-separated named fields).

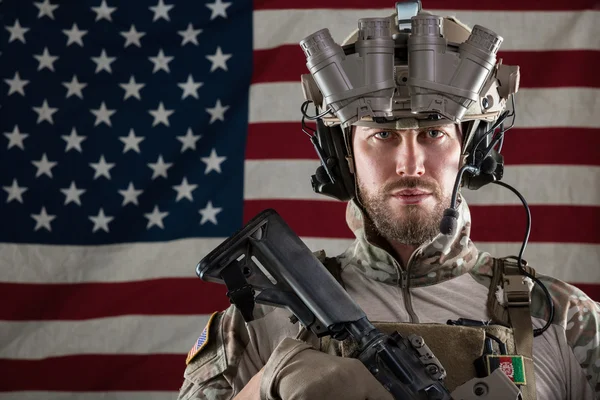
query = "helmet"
xmin=299 ymin=1 xmax=520 ymax=201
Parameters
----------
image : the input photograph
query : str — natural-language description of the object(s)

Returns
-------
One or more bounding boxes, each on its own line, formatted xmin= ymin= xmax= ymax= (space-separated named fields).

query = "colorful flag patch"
xmin=485 ymin=355 xmax=526 ymax=385
xmin=186 ymin=312 xmax=218 ymax=365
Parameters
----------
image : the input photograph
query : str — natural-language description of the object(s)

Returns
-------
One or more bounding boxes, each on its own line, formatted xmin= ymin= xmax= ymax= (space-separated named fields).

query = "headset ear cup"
xmin=329 ymin=125 xmax=355 ymax=200
xmin=310 ymin=122 xmax=355 ymax=201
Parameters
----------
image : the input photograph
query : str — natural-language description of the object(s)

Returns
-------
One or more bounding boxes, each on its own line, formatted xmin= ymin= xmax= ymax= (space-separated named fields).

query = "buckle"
xmin=503 ymin=274 xmax=531 ymax=307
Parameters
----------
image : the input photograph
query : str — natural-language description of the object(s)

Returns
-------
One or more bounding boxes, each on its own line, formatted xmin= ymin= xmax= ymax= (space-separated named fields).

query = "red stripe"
xmin=244 ymin=200 xmax=600 ymax=243
xmin=0 ymin=355 xmax=183 ymax=391
xmin=253 ymin=46 xmax=599 ymax=88
xmin=254 ymin=0 xmax=599 ymax=11
xmin=571 ymin=283 xmax=600 ymax=301
xmin=246 ymin=123 xmax=600 ymax=166
xmin=0 ymin=279 xmax=230 ymax=321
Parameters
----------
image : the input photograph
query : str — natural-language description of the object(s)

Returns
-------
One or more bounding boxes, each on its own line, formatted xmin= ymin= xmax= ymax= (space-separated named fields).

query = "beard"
xmin=357 ymin=176 xmax=450 ymax=246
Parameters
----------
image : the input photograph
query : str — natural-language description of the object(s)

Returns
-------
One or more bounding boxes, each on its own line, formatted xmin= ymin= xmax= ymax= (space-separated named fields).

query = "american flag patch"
xmin=186 ymin=312 xmax=218 ymax=365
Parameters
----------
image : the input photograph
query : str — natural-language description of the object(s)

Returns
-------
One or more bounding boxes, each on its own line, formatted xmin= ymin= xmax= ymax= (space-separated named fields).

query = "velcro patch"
xmin=485 ymin=355 xmax=526 ymax=385
xmin=186 ymin=312 xmax=218 ymax=365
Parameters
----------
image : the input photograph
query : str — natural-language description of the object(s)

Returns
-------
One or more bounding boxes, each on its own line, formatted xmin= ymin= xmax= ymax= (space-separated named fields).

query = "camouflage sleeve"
xmin=532 ymin=276 xmax=600 ymax=397
xmin=177 ymin=306 xmax=257 ymax=400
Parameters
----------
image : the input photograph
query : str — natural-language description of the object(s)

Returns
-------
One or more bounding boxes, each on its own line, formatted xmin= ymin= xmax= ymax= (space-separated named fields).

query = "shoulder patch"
xmin=186 ymin=312 xmax=218 ymax=365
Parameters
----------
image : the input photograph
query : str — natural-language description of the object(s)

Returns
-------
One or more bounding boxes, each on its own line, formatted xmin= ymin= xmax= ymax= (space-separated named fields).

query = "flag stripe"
xmin=249 ymin=85 xmax=600 ymax=128
xmin=244 ymin=200 xmax=600 ymax=243
xmin=253 ymin=47 xmax=600 ymax=88
xmin=1 ymin=316 xmax=211 ymax=358
xmin=0 ymin=280 xmax=229 ymax=321
xmin=254 ymin=0 xmax=600 ymax=11
xmin=0 ymin=356 xmax=183 ymax=391
xmin=0 ymin=240 xmax=596 ymax=284
xmin=246 ymin=124 xmax=600 ymax=166
xmin=254 ymin=10 xmax=600 ymax=51
xmin=244 ymin=161 xmax=600 ymax=206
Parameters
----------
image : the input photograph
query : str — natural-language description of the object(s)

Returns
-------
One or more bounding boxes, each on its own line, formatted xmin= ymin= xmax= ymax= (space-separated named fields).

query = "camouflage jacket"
xmin=177 ymin=199 xmax=600 ymax=399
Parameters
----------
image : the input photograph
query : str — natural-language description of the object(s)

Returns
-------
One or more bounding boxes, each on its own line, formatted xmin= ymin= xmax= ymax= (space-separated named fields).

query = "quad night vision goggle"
xmin=299 ymin=1 xmax=520 ymax=129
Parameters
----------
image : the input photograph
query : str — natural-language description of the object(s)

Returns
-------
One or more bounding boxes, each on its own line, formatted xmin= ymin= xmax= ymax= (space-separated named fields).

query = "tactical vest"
xmin=319 ymin=256 xmax=538 ymax=399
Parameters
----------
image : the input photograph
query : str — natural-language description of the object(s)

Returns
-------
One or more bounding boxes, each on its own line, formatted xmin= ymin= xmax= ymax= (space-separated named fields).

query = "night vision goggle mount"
xmin=299 ymin=0 xmax=520 ymax=128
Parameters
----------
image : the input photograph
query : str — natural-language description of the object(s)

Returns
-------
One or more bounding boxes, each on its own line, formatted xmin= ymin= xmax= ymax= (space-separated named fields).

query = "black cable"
xmin=493 ymin=180 xmax=555 ymax=336
xmin=301 ymin=100 xmax=332 ymax=120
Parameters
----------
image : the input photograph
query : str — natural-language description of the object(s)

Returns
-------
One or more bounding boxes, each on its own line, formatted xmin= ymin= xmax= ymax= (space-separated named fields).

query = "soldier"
xmin=178 ymin=3 xmax=599 ymax=399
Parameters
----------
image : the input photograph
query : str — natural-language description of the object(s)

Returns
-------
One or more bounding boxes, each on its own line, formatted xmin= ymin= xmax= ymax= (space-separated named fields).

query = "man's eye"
xmin=374 ymin=131 xmax=393 ymax=140
xmin=427 ymin=130 xmax=445 ymax=139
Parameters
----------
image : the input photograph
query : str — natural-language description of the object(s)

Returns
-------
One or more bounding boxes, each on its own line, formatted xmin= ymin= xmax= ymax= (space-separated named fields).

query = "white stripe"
xmin=254 ymin=10 xmax=600 ymax=51
xmin=0 ymin=393 xmax=176 ymax=400
xmin=0 ymin=237 xmax=343 ymax=283
xmin=244 ymin=160 xmax=600 ymax=206
xmin=1 ymin=243 xmax=597 ymax=360
xmin=249 ymin=84 xmax=600 ymax=128
xmin=0 ymin=315 xmax=210 ymax=359
xmin=1 ymin=239 xmax=598 ymax=285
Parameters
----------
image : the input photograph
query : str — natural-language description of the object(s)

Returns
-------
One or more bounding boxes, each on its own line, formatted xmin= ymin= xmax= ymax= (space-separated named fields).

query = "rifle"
xmin=196 ymin=209 xmax=520 ymax=399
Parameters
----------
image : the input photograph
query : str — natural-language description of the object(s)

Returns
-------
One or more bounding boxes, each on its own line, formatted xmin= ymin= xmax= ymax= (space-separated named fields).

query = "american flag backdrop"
xmin=0 ymin=0 xmax=598 ymax=398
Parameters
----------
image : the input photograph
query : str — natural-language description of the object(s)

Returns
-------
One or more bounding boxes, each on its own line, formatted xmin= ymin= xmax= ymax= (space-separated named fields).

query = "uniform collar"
xmin=344 ymin=195 xmax=479 ymax=287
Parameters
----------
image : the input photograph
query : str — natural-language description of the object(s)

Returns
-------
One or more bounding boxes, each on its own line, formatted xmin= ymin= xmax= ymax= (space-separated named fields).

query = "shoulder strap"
xmin=488 ymin=257 xmax=538 ymax=400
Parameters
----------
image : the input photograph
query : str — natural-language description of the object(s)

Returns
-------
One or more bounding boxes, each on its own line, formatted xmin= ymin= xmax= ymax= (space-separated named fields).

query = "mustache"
xmin=383 ymin=177 xmax=441 ymax=196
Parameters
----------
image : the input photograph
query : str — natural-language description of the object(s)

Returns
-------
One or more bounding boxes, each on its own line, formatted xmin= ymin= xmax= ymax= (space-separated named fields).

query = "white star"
xmin=119 ymin=76 xmax=145 ymax=100
xmin=118 ymin=182 xmax=143 ymax=206
xmin=178 ymin=74 xmax=203 ymax=99
xmin=4 ymin=125 xmax=28 ymax=150
xmin=32 ymin=99 xmax=58 ymax=124
xmin=149 ymin=0 xmax=174 ymax=21
xmin=62 ymin=23 xmax=87 ymax=46
xmin=172 ymin=177 xmax=198 ymax=202
xmin=3 ymin=179 xmax=28 ymax=203
xmin=148 ymin=49 xmax=173 ymax=73
xmin=62 ymin=75 xmax=87 ymax=99
xmin=147 ymin=155 xmax=172 ymax=179
xmin=206 ymin=0 xmax=232 ymax=20
xmin=4 ymin=71 xmax=29 ymax=96
xmin=60 ymin=181 xmax=86 ymax=206
xmin=91 ymin=0 xmax=117 ymax=22
xmin=148 ymin=102 xmax=174 ymax=127
xmin=90 ymin=102 xmax=116 ymax=127
xmin=34 ymin=0 xmax=59 ymax=20
xmin=61 ymin=127 xmax=86 ymax=152
xmin=32 ymin=153 xmax=57 ymax=178
xmin=206 ymin=46 xmax=232 ymax=73
xmin=89 ymin=155 xmax=115 ymax=180
xmin=178 ymin=23 xmax=202 ymax=46
xmin=120 ymin=25 xmax=145 ymax=48
xmin=5 ymin=19 xmax=30 ymax=43
xmin=205 ymin=99 xmax=229 ymax=124
xmin=199 ymin=201 xmax=222 ymax=225
xmin=144 ymin=205 xmax=169 ymax=229
xmin=201 ymin=148 xmax=226 ymax=174
xmin=176 ymin=128 xmax=201 ymax=152
xmin=89 ymin=208 xmax=114 ymax=233
xmin=33 ymin=47 xmax=59 ymax=71
xmin=31 ymin=207 xmax=56 ymax=232
xmin=91 ymin=49 xmax=116 ymax=73
xmin=119 ymin=129 xmax=144 ymax=153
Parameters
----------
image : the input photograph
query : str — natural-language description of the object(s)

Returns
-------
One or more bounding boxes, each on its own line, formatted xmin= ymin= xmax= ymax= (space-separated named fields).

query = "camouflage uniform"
xmin=178 ymin=198 xmax=600 ymax=399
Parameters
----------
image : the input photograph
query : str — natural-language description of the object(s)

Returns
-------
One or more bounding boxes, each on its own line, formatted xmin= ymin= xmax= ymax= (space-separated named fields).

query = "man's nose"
xmin=396 ymin=140 xmax=425 ymax=177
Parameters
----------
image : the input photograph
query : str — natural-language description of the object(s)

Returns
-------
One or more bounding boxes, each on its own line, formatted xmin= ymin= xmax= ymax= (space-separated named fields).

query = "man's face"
xmin=353 ymin=124 xmax=462 ymax=245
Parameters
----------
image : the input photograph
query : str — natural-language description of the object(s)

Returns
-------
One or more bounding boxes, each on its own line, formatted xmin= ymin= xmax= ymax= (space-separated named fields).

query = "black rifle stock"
xmin=196 ymin=209 xmax=520 ymax=400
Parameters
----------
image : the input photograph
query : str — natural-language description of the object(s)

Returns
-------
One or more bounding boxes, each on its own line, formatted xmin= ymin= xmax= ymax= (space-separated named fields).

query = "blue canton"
xmin=0 ymin=0 xmax=252 ymax=244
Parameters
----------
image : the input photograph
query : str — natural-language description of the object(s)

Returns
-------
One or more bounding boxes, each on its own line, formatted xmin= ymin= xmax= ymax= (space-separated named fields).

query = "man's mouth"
xmin=390 ymin=189 xmax=432 ymax=204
